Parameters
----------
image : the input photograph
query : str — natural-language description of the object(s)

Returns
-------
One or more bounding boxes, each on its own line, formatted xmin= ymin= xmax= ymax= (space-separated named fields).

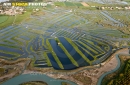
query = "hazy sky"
xmin=0 ymin=0 xmax=9 ymax=2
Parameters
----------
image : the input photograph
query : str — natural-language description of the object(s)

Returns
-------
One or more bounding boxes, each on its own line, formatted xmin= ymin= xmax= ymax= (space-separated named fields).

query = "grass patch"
xmin=3 ymin=40 xmax=15 ymax=44
xmin=0 ymin=50 xmax=20 ymax=57
xmin=0 ymin=12 xmax=31 ymax=29
xmin=46 ymin=4 xmax=52 ymax=8
xmin=64 ymin=1 xmax=76 ymax=6
xmin=0 ymin=44 xmax=19 ymax=49
xmin=78 ymin=41 xmax=98 ymax=54
xmin=54 ymin=2 xmax=65 ymax=6
xmin=0 ymin=16 xmax=14 ymax=29
xmin=74 ymin=2 xmax=83 ymax=7
xmin=20 ymin=81 xmax=48 ymax=85
xmin=14 ymin=12 xmax=31 ymax=24
xmin=0 ymin=15 xmax=9 ymax=23
xmin=86 ymin=2 xmax=104 ymax=6
xmin=61 ymin=82 xmax=71 ymax=85
xmin=43 ymin=52 xmax=52 ymax=66
xmin=11 ymin=37 xmax=23 ymax=45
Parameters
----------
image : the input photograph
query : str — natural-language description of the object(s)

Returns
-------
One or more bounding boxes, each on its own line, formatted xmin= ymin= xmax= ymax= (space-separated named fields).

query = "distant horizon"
xmin=0 ymin=0 xmax=9 ymax=2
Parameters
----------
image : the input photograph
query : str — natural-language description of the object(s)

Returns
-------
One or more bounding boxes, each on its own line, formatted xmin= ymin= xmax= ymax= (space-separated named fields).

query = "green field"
xmin=0 ymin=15 xmax=9 ymax=23
xmin=64 ymin=1 xmax=76 ymax=6
xmin=0 ymin=12 xmax=31 ymax=29
xmin=86 ymin=2 xmax=104 ymax=6
xmin=0 ymin=16 xmax=14 ymax=29
xmin=14 ymin=12 xmax=31 ymax=24
xmin=54 ymin=2 xmax=65 ymax=6
xmin=54 ymin=1 xmax=83 ymax=7
xmin=74 ymin=2 xmax=83 ymax=7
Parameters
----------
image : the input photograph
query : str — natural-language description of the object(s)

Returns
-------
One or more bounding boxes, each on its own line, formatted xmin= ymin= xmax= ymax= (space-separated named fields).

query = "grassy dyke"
xmin=41 ymin=36 xmax=44 ymax=46
xmin=94 ymin=39 xmax=111 ymax=52
xmin=86 ymin=2 xmax=104 ymax=6
xmin=66 ymin=38 xmax=91 ymax=64
xmin=86 ymin=37 xmax=110 ymax=50
xmin=84 ymin=39 xmax=104 ymax=53
xmin=81 ymin=39 xmax=106 ymax=57
xmin=29 ymin=29 xmax=45 ymax=35
xmin=74 ymin=41 xmax=96 ymax=60
xmin=30 ymin=45 xmax=34 ymax=53
xmin=0 ymin=44 xmax=19 ymax=49
xmin=0 ymin=56 xmax=15 ymax=60
xmin=55 ymin=38 xmax=79 ymax=67
xmin=3 ymin=40 xmax=15 ymax=44
xmin=0 ymin=50 xmax=20 ymax=57
xmin=11 ymin=37 xmax=23 ymax=46
xmin=46 ymin=39 xmax=64 ymax=69
xmin=30 ymin=58 xmax=37 ymax=67
xmin=78 ymin=41 xmax=98 ymax=54
xmin=83 ymin=38 xmax=110 ymax=53
xmin=43 ymin=52 xmax=52 ymax=66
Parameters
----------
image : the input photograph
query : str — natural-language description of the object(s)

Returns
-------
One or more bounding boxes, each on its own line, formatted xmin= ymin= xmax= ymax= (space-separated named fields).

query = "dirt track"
xmin=81 ymin=2 xmax=89 ymax=7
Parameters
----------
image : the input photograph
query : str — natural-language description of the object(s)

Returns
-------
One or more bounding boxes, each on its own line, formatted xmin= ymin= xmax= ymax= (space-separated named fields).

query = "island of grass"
xmin=20 ymin=81 xmax=48 ymax=85
xmin=61 ymin=82 xmax=71 ymax=85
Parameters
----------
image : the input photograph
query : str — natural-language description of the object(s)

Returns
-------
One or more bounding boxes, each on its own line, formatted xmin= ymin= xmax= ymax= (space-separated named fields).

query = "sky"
xmin=0 ymin=0 xmax=9 ymax=2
